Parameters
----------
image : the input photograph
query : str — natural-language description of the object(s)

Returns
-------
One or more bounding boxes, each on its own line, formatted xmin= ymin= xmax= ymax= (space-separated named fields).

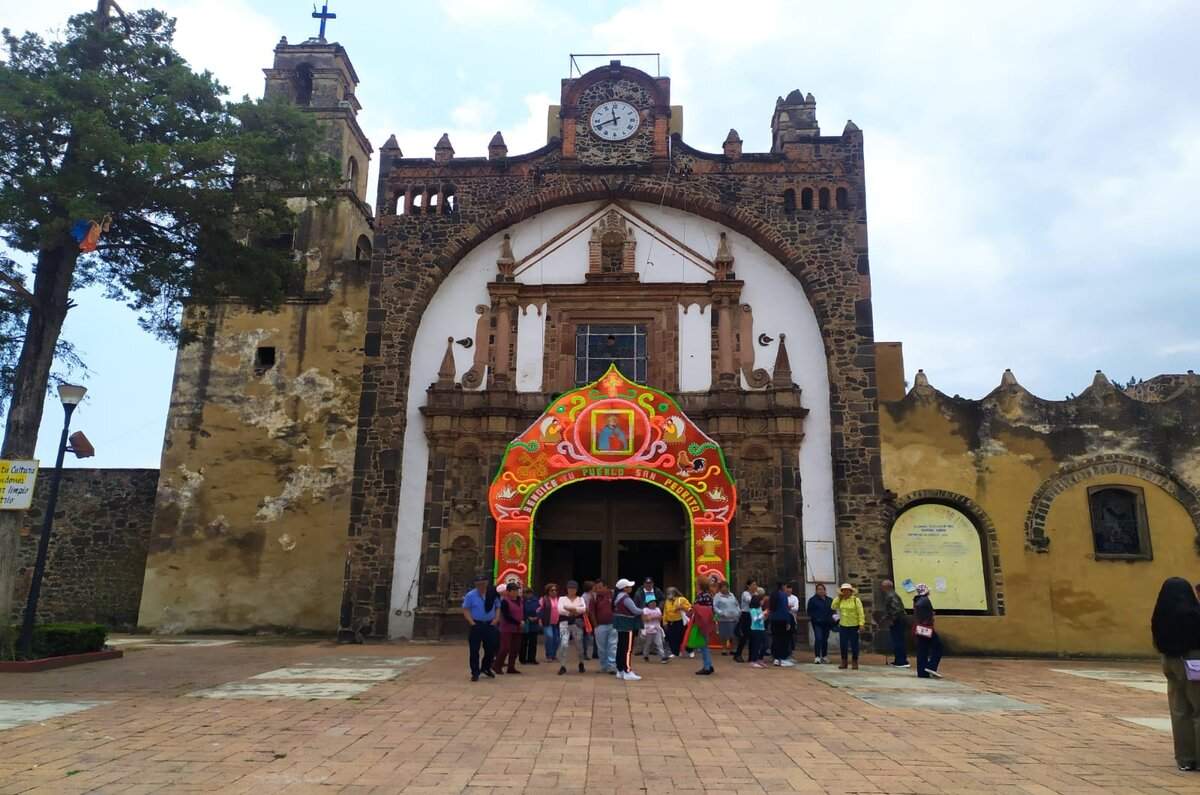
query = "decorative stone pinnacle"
xmin=437 ymin=337 xmax=457 ymax=385
xmin=771 ymin=333 xmax=793 ymax=388
xmin=434 ymin=133 xmax=454 ymax=162
xmin=1000 ymin=368 xmax=1018 ymax=387
xmin=496 ymin=233 xmax=515 ymax=278
xmin=843 ymin=120 xmax=860 ymax=133
xmin=913 ymin=369 xmax=930 ymax=389
xmin=723 ymin=129 xmax=743 ymax=159
xmin=381 ymin=134 xmax=400 ymax=152
xmin=1092 ymin=370 xmax=1111 ymax=389
xmin=488 ymin=131 xmax=508 ymax=160
xmin=805 ymin=92 xmax=816 ymax=104
xmin=724 ymin=129 xmax=742 ymax=143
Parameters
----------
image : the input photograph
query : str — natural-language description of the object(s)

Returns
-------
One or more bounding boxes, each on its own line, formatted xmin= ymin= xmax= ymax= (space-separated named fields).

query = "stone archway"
xmin=488 ymin=365 xmax=737 ymax=594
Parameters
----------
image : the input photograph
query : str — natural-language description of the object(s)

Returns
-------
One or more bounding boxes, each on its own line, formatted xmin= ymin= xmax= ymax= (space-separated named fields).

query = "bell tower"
xmin=262 ymin=35 xmax=374 ymax=280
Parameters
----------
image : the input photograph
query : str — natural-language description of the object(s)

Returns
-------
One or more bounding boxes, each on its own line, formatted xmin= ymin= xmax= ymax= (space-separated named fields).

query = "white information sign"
xmin=0 ymin=459 xmax=39 ymax=510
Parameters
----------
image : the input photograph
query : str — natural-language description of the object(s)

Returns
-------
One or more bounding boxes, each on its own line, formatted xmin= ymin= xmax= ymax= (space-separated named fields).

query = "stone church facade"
xmin=130 ymin=36 xmax=1200 ymax=656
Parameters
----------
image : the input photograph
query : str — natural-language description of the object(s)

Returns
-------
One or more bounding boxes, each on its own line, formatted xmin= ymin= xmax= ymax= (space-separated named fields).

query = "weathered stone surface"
xmin=10 ymin=469 xmax=157 ymax=629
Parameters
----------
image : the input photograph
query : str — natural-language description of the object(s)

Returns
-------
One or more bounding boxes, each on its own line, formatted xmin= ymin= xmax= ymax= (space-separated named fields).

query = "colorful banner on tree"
xmin=488 ymin=365 xmax=736 ymax=594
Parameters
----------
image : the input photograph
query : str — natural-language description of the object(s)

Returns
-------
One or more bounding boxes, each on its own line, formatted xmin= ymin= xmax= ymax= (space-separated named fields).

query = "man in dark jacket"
xmin=879 ymin=580 xmax=909 ymax=668
xmin=768 ymin=583 xmax=795 ymax=667
xmin=633 ymin=577 xmax=665 ymax=608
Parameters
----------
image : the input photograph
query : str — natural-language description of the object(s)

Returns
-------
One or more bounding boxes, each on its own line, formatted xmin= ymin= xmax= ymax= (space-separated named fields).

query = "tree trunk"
xmin=0 ymin=245 xmax=78 ymax=630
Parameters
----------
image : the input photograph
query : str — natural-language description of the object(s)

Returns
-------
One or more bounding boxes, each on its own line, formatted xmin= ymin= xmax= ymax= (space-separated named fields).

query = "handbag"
xmin=914 ymin=624 xmax=934 ymax=639
xmin=1185 ymin=659 xmax=1200 ymax=682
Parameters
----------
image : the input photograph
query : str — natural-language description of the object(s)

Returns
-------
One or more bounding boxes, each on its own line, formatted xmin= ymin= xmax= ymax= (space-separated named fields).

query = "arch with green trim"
xmin=488 ymin=365 xmax=737 ymax=594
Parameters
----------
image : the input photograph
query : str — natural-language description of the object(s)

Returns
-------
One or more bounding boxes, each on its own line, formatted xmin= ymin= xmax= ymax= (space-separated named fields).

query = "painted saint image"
xmin=598 ymin=415 xmax=628 ymax=451
xmin=590 ymin=409 xmax=635 ymax=456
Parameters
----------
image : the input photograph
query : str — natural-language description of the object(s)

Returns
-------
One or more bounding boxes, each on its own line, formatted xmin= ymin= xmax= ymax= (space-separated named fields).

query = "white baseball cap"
xmin=615 ymin=578 xmax=635 ymax=590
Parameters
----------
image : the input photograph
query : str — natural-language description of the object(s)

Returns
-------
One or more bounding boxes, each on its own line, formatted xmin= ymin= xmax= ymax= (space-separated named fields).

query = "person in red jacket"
xmin=493 ymin=583 xmax=525 ymax=674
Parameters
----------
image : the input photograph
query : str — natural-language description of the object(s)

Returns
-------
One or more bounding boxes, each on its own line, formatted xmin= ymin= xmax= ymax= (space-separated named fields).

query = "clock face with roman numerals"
xmin=589 ymin=100 xmax=640 ymax=141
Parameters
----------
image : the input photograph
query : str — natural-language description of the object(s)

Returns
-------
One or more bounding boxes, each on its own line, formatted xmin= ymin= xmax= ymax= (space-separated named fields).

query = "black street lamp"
xmin=17 ymin=383 xmax=88 ymax=658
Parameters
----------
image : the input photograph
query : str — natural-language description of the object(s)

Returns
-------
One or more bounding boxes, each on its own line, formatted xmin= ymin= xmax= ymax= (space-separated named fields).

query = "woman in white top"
xmin=556 ymin=580 xmax=588 ymax=675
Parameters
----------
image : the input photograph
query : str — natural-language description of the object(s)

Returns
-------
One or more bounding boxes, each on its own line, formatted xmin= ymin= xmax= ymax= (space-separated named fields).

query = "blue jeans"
xmin=543 ymin=624 xmax=560 ymax=659
xmin=838 ymin=625 xmax=861 ymax=661
xmin=594 ymin=624 xmax=616 ymax=671
xmin=812 ymin=624 xmax=830 ymax=658
xmin=917 ymin=631 xmax=943 ymax=677
xmin=749 ymin=629 xmax=766 ymax=661
xmin=697 ymin=645 xmax=713 ymax=670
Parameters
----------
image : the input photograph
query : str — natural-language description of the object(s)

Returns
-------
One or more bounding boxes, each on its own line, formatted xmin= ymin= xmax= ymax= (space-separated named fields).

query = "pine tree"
xmin=0 ymin=4 xmax=339 ymax=631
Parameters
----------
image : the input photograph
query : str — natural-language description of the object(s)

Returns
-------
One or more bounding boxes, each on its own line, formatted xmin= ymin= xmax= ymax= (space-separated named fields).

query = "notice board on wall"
xmin=891 ymin=503 xmax=988 ymax=611
xmin=804 ymin=540 xmax=836 ymax=584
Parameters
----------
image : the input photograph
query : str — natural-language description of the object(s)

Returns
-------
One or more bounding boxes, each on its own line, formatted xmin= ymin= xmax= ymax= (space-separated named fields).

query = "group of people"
xmin=463 ymin=572 xmax=949 ymax=681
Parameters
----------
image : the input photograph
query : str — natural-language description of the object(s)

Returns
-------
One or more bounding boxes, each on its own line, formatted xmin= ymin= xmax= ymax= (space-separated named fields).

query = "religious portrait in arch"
xmin=591 ymin=408 xmax=634 ymax=456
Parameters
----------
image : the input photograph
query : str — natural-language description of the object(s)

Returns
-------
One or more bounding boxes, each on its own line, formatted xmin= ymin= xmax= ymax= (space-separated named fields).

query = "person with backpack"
xmin=768 ymin=582 xmax=795 ymax=667
xmin=831 ymin=582 xmax=865 ymax=670
xmin=1151 ymin=576 xmax=1200 ymax=771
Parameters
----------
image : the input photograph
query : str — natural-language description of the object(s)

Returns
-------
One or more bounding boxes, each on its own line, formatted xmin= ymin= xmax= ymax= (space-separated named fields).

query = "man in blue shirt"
xmin=462 ymin=573 xmax=500 ymax=681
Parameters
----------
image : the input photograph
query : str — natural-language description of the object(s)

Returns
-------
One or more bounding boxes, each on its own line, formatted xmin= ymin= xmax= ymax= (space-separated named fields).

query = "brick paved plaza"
xmin=0 ymin=638 xmax=1193 ymax=793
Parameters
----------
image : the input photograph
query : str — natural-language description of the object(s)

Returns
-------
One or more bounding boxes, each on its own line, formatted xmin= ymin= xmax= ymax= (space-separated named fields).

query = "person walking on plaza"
xmin=462 ymin=574 xmax=500 ymax=681
xmin=806 ymin=583 xmax=834 ymax=664
xmin=1151 ymin=577 xmax=1200 ymax=771
xmin=520 ymin=587 xmax=541 ymax=664
xmin=663 ymin=587 xmax=691 ymax=658
xmin=588 ymin=578 xmax=617 ymax=673
xmin=786 ymin=582 xmax=801 ymax=659
xmin=714 ymin=580 xmax=740 ymax=656
xmin=557 ymin=580 xmax=588 ymax=675
xmin=768 ymin=582 xmax=796 ymax=667
xmin=832 ymin=582 xmax=865 ymax=670
xmin=641 ymin=595 xmax=670 ymax=663
xmin=733 ymin=578 xmax=757 ymax=662
xmin=879 ymin=580 xmax=910 ymax=668
xmin=912 ymin=583 xmax=943 ymax=679
xmin=494 ymin=583 xmax=525 ymax=675
xmin=687 ymin=586 xmax=717 ymax=675
xmin=613 ymin=578 xmax=643 ymax=680
xmin=749 ymin=593 xmax=769 ymax=668
xmin=539 ymin=583 xmax=560 ymax=662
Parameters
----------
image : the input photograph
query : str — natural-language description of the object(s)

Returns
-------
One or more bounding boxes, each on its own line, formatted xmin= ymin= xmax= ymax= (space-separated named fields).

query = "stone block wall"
xmin=9 ymin=468 xmax=158 ymax=629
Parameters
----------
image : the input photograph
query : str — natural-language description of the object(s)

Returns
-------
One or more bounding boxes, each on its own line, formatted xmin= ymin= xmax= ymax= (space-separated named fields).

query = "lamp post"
xmin=17 ymin=383 xmax=87 ymax=658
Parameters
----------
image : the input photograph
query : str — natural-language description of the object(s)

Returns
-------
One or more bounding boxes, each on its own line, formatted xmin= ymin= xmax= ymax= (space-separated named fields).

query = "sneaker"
xmin=482 ymin=670 xmax=495 ymax=678
xmin=660 ymin=657 xmax=670 ymax=664
xmin=821 ymin=657 xmax=831 ymax=664
xmin=688 ymin=652 xmax=695 ymax=659
xmin=928 ymin=670 xmax=943 ymax=679
xmin=667 ymin=654 xmax=676 ymax=659
xmin=623 ymin=671 xmax=642 ymax=681
xmin=558 ymin=666 xmax=566 ymax=675
xmin=750 ymin=662 xmax=766 ymax=669
xmin=578 ymin=662 xmax=585 ymax=673
xmin=779 ymin=660 xmax=796 ymax=668
xmin=471 ymin=674 xmax=479 ymax=681
xmin=699 ymin=668 xmax=714 ymax=675
xmin=891 ymin=662 xmax=911 ymax=668
xmin=1179 ymin=763 xmax=1196 ymax=772
xmin=772 ymin=660 xmax=782 ymax=667
xmin=814 ymin=657 xmax=822 ymax=664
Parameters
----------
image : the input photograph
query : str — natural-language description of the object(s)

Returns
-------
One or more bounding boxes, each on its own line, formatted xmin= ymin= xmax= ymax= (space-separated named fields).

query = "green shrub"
xmin=6 ymin=623 xmax=108 ymax=659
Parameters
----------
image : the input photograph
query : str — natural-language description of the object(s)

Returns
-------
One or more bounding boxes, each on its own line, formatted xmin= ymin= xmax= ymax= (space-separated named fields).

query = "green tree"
xmin=0 ymin=3 xmax=338 ymax=628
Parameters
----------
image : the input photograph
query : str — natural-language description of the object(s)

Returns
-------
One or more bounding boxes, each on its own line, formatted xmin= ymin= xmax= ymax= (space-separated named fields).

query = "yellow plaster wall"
xmin=138 ymin=266 xmax=368 ymax=633
xmin=882 ymin=394 xmax=1198 ymax=657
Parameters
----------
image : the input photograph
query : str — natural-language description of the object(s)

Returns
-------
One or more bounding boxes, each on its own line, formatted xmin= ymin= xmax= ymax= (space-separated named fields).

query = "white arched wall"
xmin=388 ymin=201 xmax=836 ymax=637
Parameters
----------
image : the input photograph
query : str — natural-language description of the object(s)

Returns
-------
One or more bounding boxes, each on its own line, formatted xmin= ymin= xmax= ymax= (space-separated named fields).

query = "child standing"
xmin=641 ymin=595 xmax=670 ymax=663
xmin=749 ymin=595 xmax=769 ymax=668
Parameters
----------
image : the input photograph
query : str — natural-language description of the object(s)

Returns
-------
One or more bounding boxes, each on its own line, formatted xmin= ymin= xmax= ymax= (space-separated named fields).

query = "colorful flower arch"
xmin=488 ymin=365 xmax=737 ymax=594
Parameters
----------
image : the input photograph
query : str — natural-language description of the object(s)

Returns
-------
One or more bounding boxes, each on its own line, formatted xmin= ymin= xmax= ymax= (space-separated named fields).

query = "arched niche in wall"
xmin=890 ymin=492 xmax=1002 ymax=614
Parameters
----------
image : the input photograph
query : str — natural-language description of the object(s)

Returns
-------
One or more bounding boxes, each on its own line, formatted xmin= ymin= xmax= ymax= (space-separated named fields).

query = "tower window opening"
xmin=442 ymin=185 xmax=457 ymax=215
xmin=836 ymin=186 xmax=850 ymax=209
xmin=293 ymin=64 xmax=314 ymax=106
xmin=801 ymin=188 xmax=814 ymax=210
xmin=818 ymin=187 xmax=831 ymax=210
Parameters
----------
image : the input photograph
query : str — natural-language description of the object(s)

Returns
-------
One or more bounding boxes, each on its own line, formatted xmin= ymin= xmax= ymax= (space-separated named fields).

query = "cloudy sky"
xmin=5 ymin=0 xmax=1199 ymax=467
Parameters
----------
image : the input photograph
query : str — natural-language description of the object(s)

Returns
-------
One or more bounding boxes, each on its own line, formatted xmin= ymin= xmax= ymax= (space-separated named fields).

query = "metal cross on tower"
xmin=312 ymin=2 xmax=336 ymax=41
